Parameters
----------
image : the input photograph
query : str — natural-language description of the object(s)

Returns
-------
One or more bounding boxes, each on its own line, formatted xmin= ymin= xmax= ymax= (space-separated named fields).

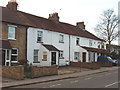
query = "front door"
xmin=82 ymin=52 xmax=86 ymax=62
xmin=2 ymin=50 xmax=5 ymax=66
xmin=51 ymin=52 xmax=56 ymax=65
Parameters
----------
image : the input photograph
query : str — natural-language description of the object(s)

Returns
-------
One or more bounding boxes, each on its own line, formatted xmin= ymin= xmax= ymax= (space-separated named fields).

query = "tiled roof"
xmin=81 ymin=46 xmax=107 ymax=53
xmin=43 ymin=44 xmax=59 ymax=51
xmin=1 ymin=6 xmax=105 ymax=41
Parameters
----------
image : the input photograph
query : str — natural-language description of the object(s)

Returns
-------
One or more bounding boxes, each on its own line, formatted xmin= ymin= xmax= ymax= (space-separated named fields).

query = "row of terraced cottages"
xmin=0 ymin=1 xmax=107 ymax=66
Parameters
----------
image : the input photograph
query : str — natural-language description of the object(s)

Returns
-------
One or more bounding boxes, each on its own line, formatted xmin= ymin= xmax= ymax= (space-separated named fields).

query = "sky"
xmin=0 ymin=0 xmax=119 ymax=45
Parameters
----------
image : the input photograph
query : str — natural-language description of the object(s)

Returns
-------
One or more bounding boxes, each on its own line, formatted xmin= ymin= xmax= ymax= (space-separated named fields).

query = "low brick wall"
xmin=31 ymin=65 xmax=58 ymax=78
xmin=99 ymin=62 xmax=112 ymax=67
xmin=70 ymin=62 xmax=100 ymax=69
xmin=0 ymin=65 xmax=24 ymax=80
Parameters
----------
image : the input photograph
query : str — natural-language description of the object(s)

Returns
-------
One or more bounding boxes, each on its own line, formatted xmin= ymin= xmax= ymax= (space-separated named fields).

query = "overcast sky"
xmin=0 ymin=0 xmax=119 ymax=44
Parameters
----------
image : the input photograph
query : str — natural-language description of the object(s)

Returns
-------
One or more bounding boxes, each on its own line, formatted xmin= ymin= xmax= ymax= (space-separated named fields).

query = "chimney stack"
xmin=6 ymin=0 xmax=18 ymax=11
xmin=48 ymin=12 xmax=59 ymax=22
xmin=76 ymin=22 xmax=85 ymax=29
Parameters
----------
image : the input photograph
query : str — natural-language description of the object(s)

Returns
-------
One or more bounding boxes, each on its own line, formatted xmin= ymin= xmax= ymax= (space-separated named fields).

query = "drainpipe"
xmin=69 ymin=35 xmax=70 ymax=65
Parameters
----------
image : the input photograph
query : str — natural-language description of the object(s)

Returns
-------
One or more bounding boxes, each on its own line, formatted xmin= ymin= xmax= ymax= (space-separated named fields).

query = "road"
xmin=10 ymin=69 xmax=119 ymax=88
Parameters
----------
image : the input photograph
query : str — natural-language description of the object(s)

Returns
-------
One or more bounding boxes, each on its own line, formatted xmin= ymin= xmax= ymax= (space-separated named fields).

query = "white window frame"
xmin=37 ymin=31 xmax=43 ymax=43
xmin=11 ymin=48 xmax=18 ymax=63
xmin=8 ymin=25 xmax=17 ymax=40
xmin=76 ymin=38 xmax=80 ymax=45
xmin=33 ymin=49 xmax=39 ymax=63
xmin=89 ymin=40 xmax=92 ymax=46
xmin=74 ymin=52 xmax=80 ymax=60
xmin=59 ymin=50 xmax=64 ymax=59
xmin=59 ymin=34 xmax=64 ymax=43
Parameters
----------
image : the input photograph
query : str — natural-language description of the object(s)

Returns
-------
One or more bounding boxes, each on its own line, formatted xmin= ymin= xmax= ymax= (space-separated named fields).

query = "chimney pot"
xmin=48 ymin=12 xmax=59 ymax=22
xmin=6 ymin=0 xmax=18 ymax=11
xmin=76 ymin=22 xmax=85 ymax=29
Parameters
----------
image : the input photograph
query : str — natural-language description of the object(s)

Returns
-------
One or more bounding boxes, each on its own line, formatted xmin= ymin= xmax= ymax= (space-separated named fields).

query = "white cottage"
xmin=27 ymin=13 xmax=106 ymax=66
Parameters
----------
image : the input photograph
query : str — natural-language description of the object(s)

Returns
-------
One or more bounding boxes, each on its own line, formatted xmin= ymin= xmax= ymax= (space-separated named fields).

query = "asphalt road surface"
xmin=11 ymin=69 xmax=119 ymax=88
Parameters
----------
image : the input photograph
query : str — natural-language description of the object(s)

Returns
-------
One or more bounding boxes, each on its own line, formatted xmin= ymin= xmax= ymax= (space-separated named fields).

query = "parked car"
xmin=97 ymin=56 xmax=118 ymax=66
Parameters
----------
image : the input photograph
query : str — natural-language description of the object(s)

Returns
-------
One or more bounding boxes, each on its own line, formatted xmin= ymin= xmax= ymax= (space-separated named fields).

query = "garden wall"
xmin=1 ymin=65 xmax=24 ymax=80
xmin=31 ymin=65 xmax=58 ymax=78
xmin=70 ymin=62 xmax=100 ymax=69
xmin=99 ymin=62 xmax=112 ymax=67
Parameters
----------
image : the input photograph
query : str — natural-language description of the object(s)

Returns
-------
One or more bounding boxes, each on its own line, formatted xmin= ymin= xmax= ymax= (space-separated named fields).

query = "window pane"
xmin=12 ymin=49 xmax=17 ymax=54
xmin=8 ymin=26 xmax=15 ymax=39
xmin=34 ymin=56 xmax=38 ymax=62
xmin=37 ymin=37 xmax=42 ymax=42
xmin=34 ymin=50 xmax=38 ymax=62
xmin=9 ymin=27 xmax=15 ymax=33
xmin=34 ymin=50 xmax=38 ymax=56
xmin=8 ymin=33 xmax=15 ymax=39
xmin=59 ymin=35 xmax=63 ymax=42
xmin=37 ymin=31 xmax=42 ymax=42
xmin=11 ymin=56 xmax=17 ymax=61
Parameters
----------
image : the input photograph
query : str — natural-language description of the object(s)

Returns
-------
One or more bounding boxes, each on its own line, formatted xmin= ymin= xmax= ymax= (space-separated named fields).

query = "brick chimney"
xmin=76 ymin=22 xmax=85 ymax=29
xmin=48 ymin=13 xmax=59 ymax=22
xmin=6 ymin=0 xmax=18 ymax=11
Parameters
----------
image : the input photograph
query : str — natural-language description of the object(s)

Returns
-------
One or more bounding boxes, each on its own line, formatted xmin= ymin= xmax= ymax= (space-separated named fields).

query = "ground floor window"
xmin=59 ymin=50 xmax=64 ymax=59
xmin=42 ymin=51 xmax=47 ymax=61
xmin=33 ymin=50 xmax=39 ymax=63
xmin=11 ymin=48 xmax=18 ymax=62
xmin=74 ymin=52 xmax=80 ymax=60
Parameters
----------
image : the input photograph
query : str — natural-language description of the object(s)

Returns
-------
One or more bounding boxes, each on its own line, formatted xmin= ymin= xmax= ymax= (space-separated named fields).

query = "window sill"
xmin=11 ymin=61 xmax=18 ymax=63
xmin=37 ymin=41 xmax=43 ymax=43
xmin=59 ymin=57 xmax=64 ymax=59
xmin=8 ymin=38 xmax=16 ymax=40
xmin=42 ymin=59 xmax=47 ymax=61
xmin=33 ymin=61 xmax=40 ymax=63
xmin=59 ymin=41 xmax=64 ymax=43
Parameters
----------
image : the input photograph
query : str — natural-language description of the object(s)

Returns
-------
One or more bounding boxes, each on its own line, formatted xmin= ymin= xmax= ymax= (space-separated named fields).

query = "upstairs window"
xmin=8 ymin=26 xmax=16 ymax=40
xmin=89 ymin=40 xmax=92 ymax=46
xmin=59 ymin=34 xmax=64 ymax=43
xmin=76 ymin=38 xmax=80 ymax=45
xmin=37 ymin=31 xmax=43 ymax=43
xmin=74 ymin=52 xmax=80 ymax=60
xmin=59 ymin=51 xmax=64 ymax=59
xmin=101 ymin=42 xmax=105 ymax=49
xmin=98 ymin=42 xmax=101 ymax=48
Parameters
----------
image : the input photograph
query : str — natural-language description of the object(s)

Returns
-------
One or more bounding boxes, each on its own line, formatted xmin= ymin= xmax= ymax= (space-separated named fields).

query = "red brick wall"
xmin=70 ymin=62 xmax=100 ymax=69
xmin=31 ymin=65 xmax=58 ymax=78
xmin=1 ymin=65 xmax=24 ymax=80
xmin=99 ymin=62 xmax=112 ymax=67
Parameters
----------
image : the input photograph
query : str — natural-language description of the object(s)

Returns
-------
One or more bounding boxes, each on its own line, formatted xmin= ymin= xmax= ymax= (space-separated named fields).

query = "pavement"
xmin=1 ymin=66 xmax=119 ymax=88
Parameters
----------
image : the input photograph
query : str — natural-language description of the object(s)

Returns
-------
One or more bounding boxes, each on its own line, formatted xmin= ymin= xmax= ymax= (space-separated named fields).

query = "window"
xmin=37 ymin=31 xmax=43 ymax=42
xmin=76 ymin=38 xmax=79 ymax=45
xmin=74 ymin=52 xmax=80 ymax=60
xmin=8 ymin=26 xmax=16 ymax=39
xmin=98 ymin=42 xmax=101 ymax=48
xmin=11 ymin=48 xmax=18 ymax=62
xmin=59 ymin=34 xmax=64 ymax=43
xmin=101 ymin=42 xmax=104 ymax=49
xmin=42 ymin=52 xmax=47 ymax=61
xmin=34 ymin=50 xmax=39 ymax=63
xmin=89 ymin=40 xmax=92 ymax=46
xmin=59 ymin=51 xmax=64 ymax=59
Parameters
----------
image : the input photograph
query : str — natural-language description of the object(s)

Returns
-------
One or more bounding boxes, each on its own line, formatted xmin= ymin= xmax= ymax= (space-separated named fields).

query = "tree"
xmin=94 ymin=9 xmax=119 ymax=45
